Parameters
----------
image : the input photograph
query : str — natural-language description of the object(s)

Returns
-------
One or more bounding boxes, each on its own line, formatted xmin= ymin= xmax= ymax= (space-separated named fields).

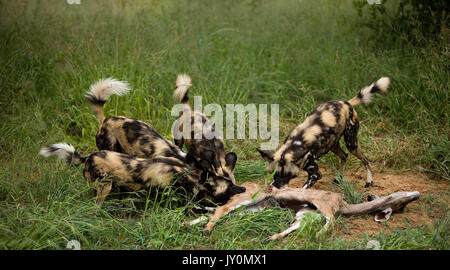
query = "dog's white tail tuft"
xmin=40 ymin=143 xmax=75 ymax=159
xmin=375 ymin=77 xmax=390 ymax=93
xmin=85 ymin=78 xmax=130 ymax=103
xmin=348 ymin=77 xmax=390 ymax=106
xmin=174 ymin=74 xmax=192 ymax=104
xmin=40 ymin=143 xmax=85 ymax=166
xmin=84 ymin=78 xmax=130 ymax=124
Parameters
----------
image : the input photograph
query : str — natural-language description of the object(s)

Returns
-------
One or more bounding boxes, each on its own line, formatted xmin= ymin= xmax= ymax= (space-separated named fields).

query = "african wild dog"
xmin=39 ymin=143 xmax=246 ymax=206
xmin=257 ymin=77 xmax=390 ymax=189
xmin=172 ymin=74 xmax=238 ymax=183
xmin=85 ymin=78 xmax=187 ymax=161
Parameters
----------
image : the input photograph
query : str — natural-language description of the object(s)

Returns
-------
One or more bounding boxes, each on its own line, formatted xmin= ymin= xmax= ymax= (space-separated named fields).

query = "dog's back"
xmin=83 ymin=150 xmax=187 ymax=189
xmin=277 ymin=100 xmax=355 ymax=161
xmin=84 ymin=78 xmax=187 ymax=161
xmin=96 ymin=116 xmax=186 ymax=161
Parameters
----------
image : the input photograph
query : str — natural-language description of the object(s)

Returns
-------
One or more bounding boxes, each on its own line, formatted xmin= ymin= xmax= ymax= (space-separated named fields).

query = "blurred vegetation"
xmin=353 ymin=0 xmax=449 ymax=45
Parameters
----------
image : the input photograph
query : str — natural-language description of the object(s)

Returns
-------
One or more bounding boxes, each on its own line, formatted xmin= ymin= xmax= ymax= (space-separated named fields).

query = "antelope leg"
xmin=315 ymin=216 xmax=335 ymax=238
xmin=193 ymin=205 xmax=217 ymax=212
xmin=188 ymin=201 xmax=253 ymax=228
xmin=231 ymin=196 xmax=279 ymax=214
xmin=185 ymin=215 xmax=210 ymax=226
xmin=203 ymin=199 xmax=263 ymax=235
xmin=266 ymin=209 xmax=313 ymax=241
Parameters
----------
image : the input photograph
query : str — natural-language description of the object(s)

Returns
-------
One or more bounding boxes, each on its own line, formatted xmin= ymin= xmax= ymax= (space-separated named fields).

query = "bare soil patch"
xmin=286 ymin=167 xmax=449 ymax=239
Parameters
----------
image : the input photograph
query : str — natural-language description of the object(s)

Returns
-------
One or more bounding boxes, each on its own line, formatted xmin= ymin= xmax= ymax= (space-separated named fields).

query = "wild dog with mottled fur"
xmin=257 ymin=77 xmax=391 ymax=189
xmin=85 ymin=78 xmax=187 ymax=161
xmin=172 ymin=74 xmax=237 ymax=183
xmin=39 ymin=143 xmax=246 ymax=206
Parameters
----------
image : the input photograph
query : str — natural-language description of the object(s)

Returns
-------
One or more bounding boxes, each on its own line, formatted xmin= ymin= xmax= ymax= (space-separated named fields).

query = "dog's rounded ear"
xmin=256 ymin=148 xmax=274 ymax=163
xmin=225 ymin=152 xmax=237 ymax=171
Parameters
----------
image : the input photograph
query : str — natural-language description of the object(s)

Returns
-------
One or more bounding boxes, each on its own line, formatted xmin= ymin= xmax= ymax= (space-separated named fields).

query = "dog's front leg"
xmin=302 ymin=153 xmax=322 ymax=189
xmin=95 ymin=181 xmax=112 ymax=206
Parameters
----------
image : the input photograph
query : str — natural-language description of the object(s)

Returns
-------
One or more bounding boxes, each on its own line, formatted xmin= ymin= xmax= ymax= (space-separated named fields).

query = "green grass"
xmin=0 ymin=0 xmax=448 ymax=250
xmin=333 ymin=174 xmax=365 ymax=205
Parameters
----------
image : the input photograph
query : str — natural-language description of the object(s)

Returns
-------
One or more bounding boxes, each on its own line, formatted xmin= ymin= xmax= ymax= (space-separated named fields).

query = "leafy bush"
xmin=353 ymin=0 xmax=449 ymax=45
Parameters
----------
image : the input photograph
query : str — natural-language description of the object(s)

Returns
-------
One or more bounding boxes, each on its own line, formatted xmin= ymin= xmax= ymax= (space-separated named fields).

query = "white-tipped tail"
xmin=173 ymin=74 xmax=192 ymax=104
xmin=40 ymin=143 xmax=86 ymax=166
xmin=85 ymin=78 xmax=130 ymax=124
xmin=348 ymin=77 xmax=390 ymax=106
xmin=85 ymin=77 xmax=130 ymax=103
xmin=375 ymin=77 xmax=390 ymax=93
xmin=40 ymin=143 xmax=75 ymax=160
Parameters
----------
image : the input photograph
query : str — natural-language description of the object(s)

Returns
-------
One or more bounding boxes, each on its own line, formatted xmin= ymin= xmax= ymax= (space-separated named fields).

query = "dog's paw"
xmin=364 ymin=182 xmax=374 ymax=188
xmin=332 ymin=178 xmax=341 ymax=184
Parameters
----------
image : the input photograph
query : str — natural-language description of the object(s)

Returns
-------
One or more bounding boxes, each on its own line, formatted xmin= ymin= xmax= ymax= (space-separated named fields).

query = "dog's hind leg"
xmin=330 ymin=143 xmax=348 ymax=179
xmin=96 ymin=122 xmax=119 ymax=152
xmin=344 ymin=119 xmax=373 ymax=188
xmin=349 ymin=146 xmax=373 ymax=188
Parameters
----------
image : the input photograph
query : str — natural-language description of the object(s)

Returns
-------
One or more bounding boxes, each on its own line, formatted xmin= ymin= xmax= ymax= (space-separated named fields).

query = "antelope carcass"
xmin=187 ymin=182 xmax=420 ymax=240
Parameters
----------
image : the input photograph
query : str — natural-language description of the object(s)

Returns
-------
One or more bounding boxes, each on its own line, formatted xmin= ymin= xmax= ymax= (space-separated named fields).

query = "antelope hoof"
xmin=203 ymin=230 xmax=210 ymax=236
xmin=374 ymin=207 xmax=393 ymax=223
